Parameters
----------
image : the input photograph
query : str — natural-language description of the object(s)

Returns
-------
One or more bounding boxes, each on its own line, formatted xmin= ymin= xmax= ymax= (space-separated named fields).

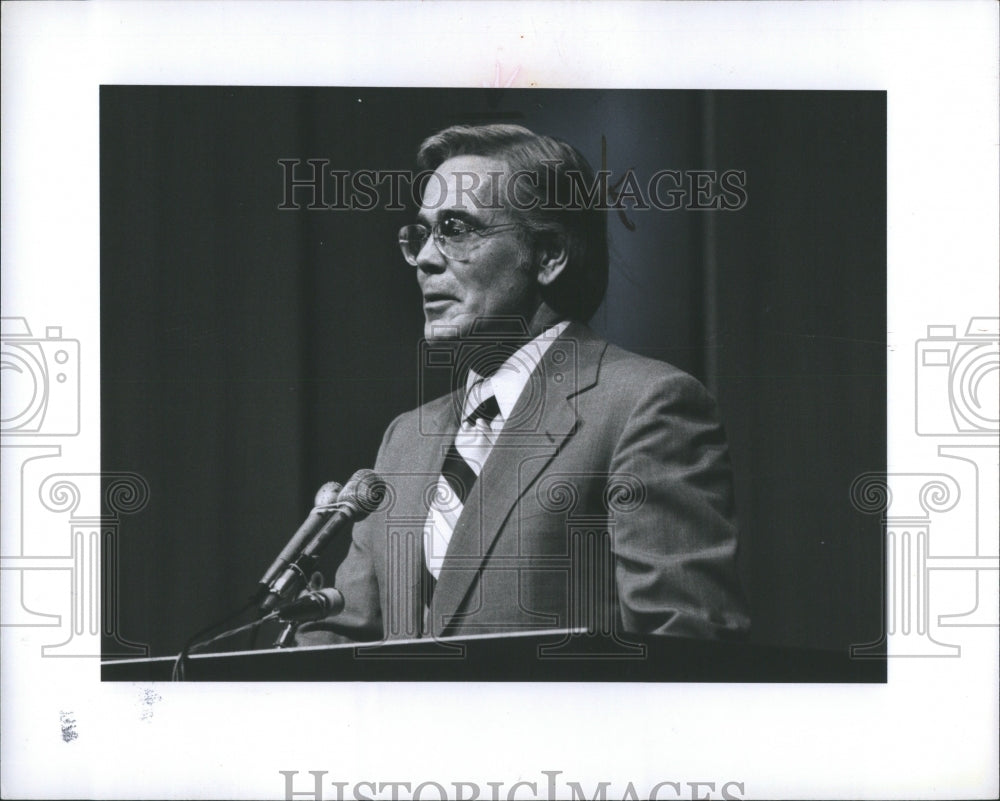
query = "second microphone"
xmin=259 ymin=469 xmax=386 ymax=613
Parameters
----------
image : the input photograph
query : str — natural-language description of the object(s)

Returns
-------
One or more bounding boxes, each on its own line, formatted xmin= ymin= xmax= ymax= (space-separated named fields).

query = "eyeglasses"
xmin=398 ymin=217 xmax=520 ymax=265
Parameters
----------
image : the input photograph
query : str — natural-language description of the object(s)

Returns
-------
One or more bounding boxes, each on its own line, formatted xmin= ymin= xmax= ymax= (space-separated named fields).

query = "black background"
xmin=101 ymin=87 xmax=886 ymax=661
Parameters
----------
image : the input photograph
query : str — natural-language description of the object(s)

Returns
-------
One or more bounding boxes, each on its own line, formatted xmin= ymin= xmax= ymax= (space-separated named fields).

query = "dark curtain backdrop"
xmin=101 ymin=88 xmax=885 ymax=658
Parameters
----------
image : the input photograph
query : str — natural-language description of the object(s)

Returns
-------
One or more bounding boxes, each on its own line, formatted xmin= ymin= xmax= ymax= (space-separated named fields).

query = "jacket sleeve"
xmin=293 ymin=417 xmax=403 ymax=646
xmin=608 ymin=367 xmax=751 ymax=639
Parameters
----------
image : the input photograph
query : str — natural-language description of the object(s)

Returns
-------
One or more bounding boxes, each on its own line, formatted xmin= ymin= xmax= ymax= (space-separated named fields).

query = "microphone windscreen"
xmin=338 ymin=469 xmax=388 ymax=520
xmin=314 ymin=481 xmax=343 ymax=508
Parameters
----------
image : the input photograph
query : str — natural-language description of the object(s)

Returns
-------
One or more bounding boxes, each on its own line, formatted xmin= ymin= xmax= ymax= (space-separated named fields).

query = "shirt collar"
xmin=463 ymin=320 xmax=571 ymax=422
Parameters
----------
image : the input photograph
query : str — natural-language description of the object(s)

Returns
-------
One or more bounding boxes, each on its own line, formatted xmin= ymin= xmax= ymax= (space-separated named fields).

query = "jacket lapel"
xmin=430 ymin=323 xmax=606 ymax=634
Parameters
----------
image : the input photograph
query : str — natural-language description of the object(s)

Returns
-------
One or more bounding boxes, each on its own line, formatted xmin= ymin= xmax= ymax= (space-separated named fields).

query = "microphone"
xmin=272 ymin=588 xmax=345 ymax=623
xmin=259 ymin=470 xmax=386 ymax=613
xmin=255 ymin=481 xmax=342 ymax=598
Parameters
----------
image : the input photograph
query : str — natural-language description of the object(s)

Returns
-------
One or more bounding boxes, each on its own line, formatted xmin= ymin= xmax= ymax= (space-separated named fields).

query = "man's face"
xmin=414 ymin=155 xmax=539 ymax=341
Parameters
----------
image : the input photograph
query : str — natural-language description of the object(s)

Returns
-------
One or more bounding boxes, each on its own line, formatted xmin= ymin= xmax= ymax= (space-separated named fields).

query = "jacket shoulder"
xmin=377 ymin=392 xmax=456 ymax=445
xmin=597 ymin=341 xmax=716 ymax=405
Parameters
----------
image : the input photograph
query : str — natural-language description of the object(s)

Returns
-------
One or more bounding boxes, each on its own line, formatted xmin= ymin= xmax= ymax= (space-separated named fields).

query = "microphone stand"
xmin=270 ymin=569 xmax=327 ymax=648
xmin=273 ymin=621 xmax=299 ymax=648
xmin=174 ymin=470 xmax=381 ymax=677
xmin=178 ymin=580 xmax=336 ymax=664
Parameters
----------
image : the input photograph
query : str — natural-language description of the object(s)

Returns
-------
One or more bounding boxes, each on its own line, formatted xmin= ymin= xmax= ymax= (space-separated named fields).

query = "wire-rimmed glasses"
xmin=398 ymin=217 xmax=520 ymax=265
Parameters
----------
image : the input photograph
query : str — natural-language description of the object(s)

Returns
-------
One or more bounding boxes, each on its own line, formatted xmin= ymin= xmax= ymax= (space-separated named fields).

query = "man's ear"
xmin=535 ymin=232 xmax=569 ymax=287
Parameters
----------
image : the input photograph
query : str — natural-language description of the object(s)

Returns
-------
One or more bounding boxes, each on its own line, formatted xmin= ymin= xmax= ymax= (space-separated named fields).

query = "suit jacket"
xmin=296 ymin=322 xmax=749 ymax=645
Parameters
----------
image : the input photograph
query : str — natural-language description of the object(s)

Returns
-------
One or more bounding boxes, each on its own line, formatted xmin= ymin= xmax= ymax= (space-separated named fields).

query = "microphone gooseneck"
xmin=255 ymin=480 xmax=343 ymax=597
xmin=258 ymin=470 xmax=386 ymax=613
xmin=175 ymin=473 xmax=382 ymax=675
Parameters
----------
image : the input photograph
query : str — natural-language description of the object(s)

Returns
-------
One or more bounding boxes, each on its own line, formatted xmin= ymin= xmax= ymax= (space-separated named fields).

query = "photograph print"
xmin=99 ymin=87 xmax=886 ymax=681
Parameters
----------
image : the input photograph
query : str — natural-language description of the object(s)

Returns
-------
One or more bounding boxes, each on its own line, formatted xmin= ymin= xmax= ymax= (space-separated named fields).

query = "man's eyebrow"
xmin=442 ymin=208 xmax=482 ymax=225
xmin=416 ymin=207 xmax=484 ymax=227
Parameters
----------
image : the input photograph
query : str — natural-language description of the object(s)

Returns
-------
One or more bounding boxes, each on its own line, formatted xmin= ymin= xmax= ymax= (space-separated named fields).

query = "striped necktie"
xmin=424 ymin=382 xmax=501 ymax=580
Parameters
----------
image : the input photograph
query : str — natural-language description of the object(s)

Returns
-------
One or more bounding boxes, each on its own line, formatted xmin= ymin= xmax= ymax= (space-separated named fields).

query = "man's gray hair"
xmin=417 ymin=124 xmax=609 ymax=322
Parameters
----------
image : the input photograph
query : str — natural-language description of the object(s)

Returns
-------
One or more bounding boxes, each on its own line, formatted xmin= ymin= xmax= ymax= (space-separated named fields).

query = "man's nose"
xmin=415 ymin=232 xmax=446 ymax=274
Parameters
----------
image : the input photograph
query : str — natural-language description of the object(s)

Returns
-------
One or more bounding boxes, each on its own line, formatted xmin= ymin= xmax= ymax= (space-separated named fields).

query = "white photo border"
xmin=2 ymin=2 xmax=997 ymax=799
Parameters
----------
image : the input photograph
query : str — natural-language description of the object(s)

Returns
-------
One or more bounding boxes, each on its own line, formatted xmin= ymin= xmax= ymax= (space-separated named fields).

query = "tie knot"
xmin=466 ymin=393 xmax=500 ymax=425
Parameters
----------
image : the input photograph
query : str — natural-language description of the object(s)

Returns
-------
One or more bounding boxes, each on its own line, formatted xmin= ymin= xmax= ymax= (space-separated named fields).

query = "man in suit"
xmin=297 ymin=124 xmax=749 ymax=645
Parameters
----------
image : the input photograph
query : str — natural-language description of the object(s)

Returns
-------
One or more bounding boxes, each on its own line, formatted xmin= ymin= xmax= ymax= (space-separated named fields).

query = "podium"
xmin=101 ymin=629 xmax=885 ymax=682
